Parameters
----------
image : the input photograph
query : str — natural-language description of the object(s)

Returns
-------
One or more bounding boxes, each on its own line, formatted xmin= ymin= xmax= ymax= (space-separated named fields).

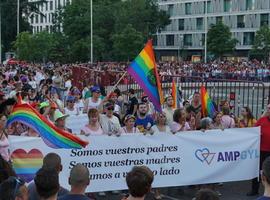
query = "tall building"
xmin=28 ymin=0 xmax=71 ymax=33
xmin=155 ymin=0 xmax=270 ymax=60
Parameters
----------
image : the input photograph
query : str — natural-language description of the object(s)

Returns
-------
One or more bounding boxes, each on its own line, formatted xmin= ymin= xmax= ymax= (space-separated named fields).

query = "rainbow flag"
xmin=127 ymin=40 xmax=163 ymax=111
xmin=201 ymin=86 xmax=216 ymax=118
xmin=172 ymin=80 xmax=180 ymax=109
xmin=7 ymin=103 xmax=88 ymax=149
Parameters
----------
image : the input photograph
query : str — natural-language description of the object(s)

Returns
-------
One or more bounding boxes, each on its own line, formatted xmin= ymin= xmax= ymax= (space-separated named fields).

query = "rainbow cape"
xmin=7 ymin=103 xmax=88 ymax=149
xmin=172 ymin=80 xmax=178 ymax=109
xmin=127 ymin=40 xmax=163 ymax=112
xmin=201 ymin=86 xmax=216 ymax=118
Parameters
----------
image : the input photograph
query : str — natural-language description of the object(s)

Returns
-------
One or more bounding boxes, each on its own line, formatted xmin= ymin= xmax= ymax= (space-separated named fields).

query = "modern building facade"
xmin=28 ymin=0 xmax=71 ymax=33
xmin=155 ymin=0 xmax=270 ymax=60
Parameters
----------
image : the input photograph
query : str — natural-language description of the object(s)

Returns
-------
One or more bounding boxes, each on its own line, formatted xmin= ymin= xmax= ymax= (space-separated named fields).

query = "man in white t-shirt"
xmin=100 ymin=102 xmax=121 ymax=136
xmin=163 ymin=95 xmax=176 ymax=126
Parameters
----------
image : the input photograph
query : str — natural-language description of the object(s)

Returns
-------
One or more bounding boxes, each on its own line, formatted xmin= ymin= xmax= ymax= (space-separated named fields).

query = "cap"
xmin=39 ymin=102 xmax=50 ymax=109
xmin=66 ymin=96 xmax=75 ymax=102
xmin=124 ymin=114 xmax=136 ymax=122
xmin=54 ymin=110 xmax=69 ymax=121
xmin=72 ymin=88 xmax=81 ymax=95
xmin=104 ymin=102 xmax=114 ymax=109
xmin=91 ymin=86 xmax=100 ymax=93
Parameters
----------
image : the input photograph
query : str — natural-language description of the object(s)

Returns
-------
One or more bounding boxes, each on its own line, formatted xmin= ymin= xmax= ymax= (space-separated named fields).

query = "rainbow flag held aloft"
xmin=201 ymin=86 xmax=216 ymax=118
xmin=127 ymin=40 xmax=163 ymax=112
xmin=172 ymin=80 xmax=178 ymax=109
xmin=7 ymin=103 xmax=88 ymax=149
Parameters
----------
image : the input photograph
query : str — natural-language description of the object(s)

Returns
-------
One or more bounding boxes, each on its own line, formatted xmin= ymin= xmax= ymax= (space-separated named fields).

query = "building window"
xmin=261 ymin=14 xmax=269 ymax=26
xmin=224 ymin=0 xmax=232 ymax=12
xmin=66 ymin=0 xmax=70 ymax=5
xmin=201 ymin=33 xmax=205 ymax=46
xmin=30 ymin=16 xmax=34 ymax=24
xmin=204 ymin=1 xmax=211 ymax=13
xmin=168 ymin=4 xmax=173 ymax=16
xmin=45 ymin=2 xmax=48 ymax=11
xmin=35 ymin=14 xmax=38 ymax=23
xmin=246 ymin=0 xmax=254 ymax=10
xmin=216 ymin=16 xmax=223 ymax=23
xmin=45 ymin=14 xmax=47 ymax=23
xmin=178 ymin=19 xmax=184 ymax=31
xmin=40 ymin=14 xmax=43 ymax=23
xmin=196 ymin=18 xmax=203 ymax=30
xmin=243 ymin=32 xmax=255 ymax=45
xmin=237 ymin=15 xmax=245 ymax=28
xmin=185 ymin=3 xmax=192 ymax=15
xmin=184 ymin=34 xmax=192 ymax=46
xmin=166 ymin=35 xmax=174 ymax=46
xmin=50 ymin=1 xmax=53 ymax=10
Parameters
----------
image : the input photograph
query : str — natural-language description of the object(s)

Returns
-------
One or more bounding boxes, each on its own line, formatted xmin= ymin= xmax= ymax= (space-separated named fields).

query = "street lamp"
xmin=204 ymin=0 xmax=208 ymax=63
xmin=17 ymin=0 xmax=20 ymax=36
xmin=90 ymin=0 xmax=93 ymax=64
xmin=0 ymin=5 xmax=2 ymax=64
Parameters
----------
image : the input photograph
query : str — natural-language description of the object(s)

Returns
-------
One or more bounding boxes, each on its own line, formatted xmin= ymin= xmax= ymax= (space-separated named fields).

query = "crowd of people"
xmin=0 ymin=61 xmax=269 ymax=199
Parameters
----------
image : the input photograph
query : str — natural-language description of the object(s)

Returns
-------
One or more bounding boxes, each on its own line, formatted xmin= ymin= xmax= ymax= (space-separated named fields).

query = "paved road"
xmin=91 ymin=180 xmax=263 ymax=200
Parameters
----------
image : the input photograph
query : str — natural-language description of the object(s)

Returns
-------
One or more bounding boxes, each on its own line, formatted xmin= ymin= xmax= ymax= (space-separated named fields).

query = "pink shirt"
xmin=81 ymin=124 xmax=103 ymax=136
xmin=0 ymin=135 xmax=10 ymax=161
xmin=170 ymin=121 xmax=191 ymax=133
xmin=221 ymin=115 xmax=235 ymax=128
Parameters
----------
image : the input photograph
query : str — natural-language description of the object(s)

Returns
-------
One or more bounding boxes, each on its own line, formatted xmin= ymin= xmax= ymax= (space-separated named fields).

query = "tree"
xmin=14 ymin=31 xmax=54 ymax=62
xmin=13 ymin=32 xmax=33 ymax=61
xmin=207 ymin=21 xmax=238 ymax=59
xmin=1 ymin=0 xmax=46 ymax=59
xmin=112 ymin=24 xmax=144 ymax=61
xmin=251 ymin=25 xmax=270 ymax=62
xmin=60 ymin=0 xmax=170 ymax=62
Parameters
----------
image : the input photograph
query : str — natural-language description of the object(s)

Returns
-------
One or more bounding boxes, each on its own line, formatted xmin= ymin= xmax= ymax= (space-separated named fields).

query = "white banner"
xmin=65 ymin=114 xmax=88 ymax=134
xmin=9 ymin=127 xmax=260 ymax=192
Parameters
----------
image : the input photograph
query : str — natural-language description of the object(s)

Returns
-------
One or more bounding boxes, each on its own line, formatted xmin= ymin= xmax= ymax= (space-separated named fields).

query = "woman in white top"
xmin=120 ymin=115 xmax=140 ymax=134
xmin=152 ymin=112 xmax=171 ymax=134
xmin=64 ymin=96 xmax=79 ymax=116
xmin=81 ymin=108 xmax=103 ymax=136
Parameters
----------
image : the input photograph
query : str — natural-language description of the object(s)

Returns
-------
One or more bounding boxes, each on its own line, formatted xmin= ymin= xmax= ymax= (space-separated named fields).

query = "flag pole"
xmin=106 ymin=71 xmax=127 ymax=97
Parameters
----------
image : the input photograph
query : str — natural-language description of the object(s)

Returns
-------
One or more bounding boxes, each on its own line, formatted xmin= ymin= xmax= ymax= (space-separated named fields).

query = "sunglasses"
xmin=67 ymin=101 xmax=75 ymax=103
xmin=107 ymin=107 xmax=114 ymax=111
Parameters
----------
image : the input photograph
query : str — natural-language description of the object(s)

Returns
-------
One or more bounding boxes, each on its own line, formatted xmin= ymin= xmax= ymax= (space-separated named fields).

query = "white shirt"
xmin=64 ymin=107 xmax=78 ymax=116
xmin=99 ymin=114 xmax=121 ymax=135
xmin=151 ymin=125 xmax=171 ymax=134
xmin=88 ymin=98 xmax=102 ymax=109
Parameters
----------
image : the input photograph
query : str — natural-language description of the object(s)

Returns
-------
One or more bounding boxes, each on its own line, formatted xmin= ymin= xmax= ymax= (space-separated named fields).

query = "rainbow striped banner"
xmin=201 ymin=86 xmax=216 ymax=118
xmin=7 ymin=103 xmax=88 ymax=149
xmin=127 ymin=40 xmax=163 ymax=112
xmin=11 ymin=149 xmax=43 ymax=182
xmin=172 ymin=80 xmax=178 ymax=109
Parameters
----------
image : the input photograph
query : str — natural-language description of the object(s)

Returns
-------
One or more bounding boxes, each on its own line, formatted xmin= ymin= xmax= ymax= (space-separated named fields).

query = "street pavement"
xmin=92 ymin=180 xmax=263 ymax=200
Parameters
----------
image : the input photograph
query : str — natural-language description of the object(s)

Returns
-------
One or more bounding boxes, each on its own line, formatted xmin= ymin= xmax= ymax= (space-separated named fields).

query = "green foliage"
xmin=11 ymin=0 xmax=170 ymax=62
xmin=207 ymin=22 xmax=238 ymax=58
xmin=60 ymin=0 xmax=170 ymax=62
xmin=1 ymin=0 xmax=46 ymax=59
xmin=14 ymin=31 xmax=61 ymax=63
xmin=112 ymin=24 xmax=144 ymax=61
xmin=251 ymin=25 xmax=270 ymax=62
